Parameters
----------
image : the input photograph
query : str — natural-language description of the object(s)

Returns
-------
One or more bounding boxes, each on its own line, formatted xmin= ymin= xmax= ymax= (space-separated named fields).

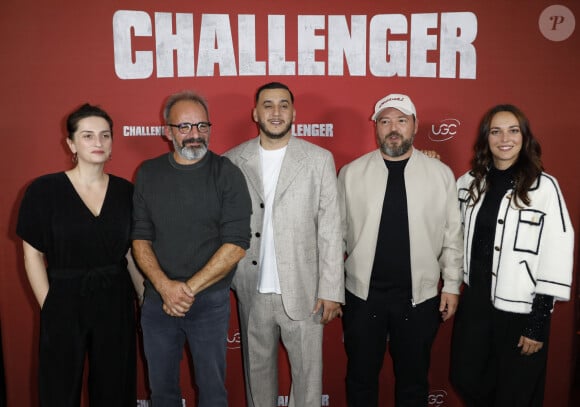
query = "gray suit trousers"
xmin=238 ymin=292 xmax=324 ymax=407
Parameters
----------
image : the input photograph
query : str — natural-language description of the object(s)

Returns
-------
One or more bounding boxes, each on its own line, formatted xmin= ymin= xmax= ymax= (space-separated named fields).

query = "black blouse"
xmin=17 ymin=172 xmax=133 ymax=273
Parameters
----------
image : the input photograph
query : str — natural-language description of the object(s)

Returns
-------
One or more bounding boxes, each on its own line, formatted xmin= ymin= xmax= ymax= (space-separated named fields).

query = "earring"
xmin=72 ymin=152 xmax=78 ymax=163
xmin=108 ymin=153 xmax=112 ymax=161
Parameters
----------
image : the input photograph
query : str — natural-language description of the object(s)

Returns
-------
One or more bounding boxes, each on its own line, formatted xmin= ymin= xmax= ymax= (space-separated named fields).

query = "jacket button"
xmin=260 ymin=203 xmax=265 ymax=208
xmin=494 ymin=246 xmax=500 ymax=251
xmin=255 ymin=232 xmax=261 ymax=237
xmin=252 ymin=260 xmax=258 ymax=265
xmin=498 ymin=219 xmax=504 ymax=224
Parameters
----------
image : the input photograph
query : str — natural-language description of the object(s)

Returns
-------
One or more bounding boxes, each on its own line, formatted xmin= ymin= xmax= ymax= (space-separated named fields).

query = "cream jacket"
xmin=338 ymin=148 xmax=463 ymax=304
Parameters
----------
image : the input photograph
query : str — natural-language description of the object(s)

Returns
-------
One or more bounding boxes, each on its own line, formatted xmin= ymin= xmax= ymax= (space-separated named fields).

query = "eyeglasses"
xmin=168 ymin=122 xmax=212 ymax=134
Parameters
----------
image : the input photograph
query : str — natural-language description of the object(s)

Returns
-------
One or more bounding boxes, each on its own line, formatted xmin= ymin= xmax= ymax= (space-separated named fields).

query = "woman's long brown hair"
xmin=468 ymin=104 xmax=543 ymax=207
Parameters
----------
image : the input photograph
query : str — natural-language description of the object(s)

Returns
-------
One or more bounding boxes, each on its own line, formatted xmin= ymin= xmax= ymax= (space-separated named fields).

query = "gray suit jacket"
xmin=225 ymin=136 xmax=344 ymax=320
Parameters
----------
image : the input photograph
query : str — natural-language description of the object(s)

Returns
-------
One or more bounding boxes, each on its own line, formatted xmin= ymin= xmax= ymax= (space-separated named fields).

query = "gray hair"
xmin=163 ymin=91 xmax=209 ymax=122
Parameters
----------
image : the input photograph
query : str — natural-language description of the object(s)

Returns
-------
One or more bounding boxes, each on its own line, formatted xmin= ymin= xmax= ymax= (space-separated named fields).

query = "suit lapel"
xmin=275 ymin=137 xmax=306 ymax=202
xmin=240 ymin=138 xmax=265 ymax=201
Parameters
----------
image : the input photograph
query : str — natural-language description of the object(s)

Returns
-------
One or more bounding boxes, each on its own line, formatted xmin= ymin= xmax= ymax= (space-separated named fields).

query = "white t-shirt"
xmin=257 ymin=144 xmax=287 ymax=294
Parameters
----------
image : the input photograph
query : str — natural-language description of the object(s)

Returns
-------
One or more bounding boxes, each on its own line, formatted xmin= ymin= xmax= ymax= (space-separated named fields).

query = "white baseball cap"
xmin=371 ymin=94 xmax=417 ymax=120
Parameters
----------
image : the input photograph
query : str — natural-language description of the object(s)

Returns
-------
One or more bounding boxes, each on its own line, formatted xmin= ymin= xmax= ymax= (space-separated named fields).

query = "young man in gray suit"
xmin=225 ymin=82 xmax=344 ymax=407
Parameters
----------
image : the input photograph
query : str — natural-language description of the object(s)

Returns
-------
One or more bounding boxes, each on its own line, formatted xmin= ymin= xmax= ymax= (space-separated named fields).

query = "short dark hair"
xmin=66 ymin=103 xmax=113 ymax=140
xmin=163 ymin=91 xmax=209 ymax=122
xmin=255 ymin=82 xmax=294 ymax=103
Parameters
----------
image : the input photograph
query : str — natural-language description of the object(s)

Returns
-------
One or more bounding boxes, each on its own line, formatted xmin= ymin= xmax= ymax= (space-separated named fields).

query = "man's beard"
xmin=174 ymin=137 xmax=208 ymax=161
xmin=380 ymin=131 xmax=413 ymax=158
xmin=257 ymin=119 xmax=292 ymax=140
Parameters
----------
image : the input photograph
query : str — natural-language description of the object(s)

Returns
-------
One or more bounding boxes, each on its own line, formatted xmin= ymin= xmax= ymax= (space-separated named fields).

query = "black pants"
xmin=343 ymin=290 xmax=440 ymax=407
xmin=450 ymin=286 xmax=549 ymax=407
xmin=39 ymin=272 xmax=136 ymax=407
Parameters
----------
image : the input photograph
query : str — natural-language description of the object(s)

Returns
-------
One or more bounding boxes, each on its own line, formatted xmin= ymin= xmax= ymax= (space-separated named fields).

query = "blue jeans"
xmin=141 ymin=288 xmax=230 ymax=407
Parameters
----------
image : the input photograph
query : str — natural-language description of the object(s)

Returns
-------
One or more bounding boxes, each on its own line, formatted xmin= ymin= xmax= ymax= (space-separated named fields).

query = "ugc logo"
xmin=428 ymin=389 xmax=448 ymax=406
xmin=428 ymin=119 xmax=460 ymax=142
xmin=227 ymin=328 xmax=241 ymax=350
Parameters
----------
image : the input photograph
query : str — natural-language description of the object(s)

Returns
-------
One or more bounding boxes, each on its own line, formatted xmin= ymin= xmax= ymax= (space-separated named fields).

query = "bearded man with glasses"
xmin=131 ymin=90 xmax=252 ymax=407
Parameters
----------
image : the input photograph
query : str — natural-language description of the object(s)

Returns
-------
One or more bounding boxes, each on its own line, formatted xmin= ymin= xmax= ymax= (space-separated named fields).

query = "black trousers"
xmin=343 ymin=290 xmax=440 ymax=407
xmin=39 ymin=272 xmax=136 ymax=407
xmin=450 ymin=286 xmax=549 ymax=407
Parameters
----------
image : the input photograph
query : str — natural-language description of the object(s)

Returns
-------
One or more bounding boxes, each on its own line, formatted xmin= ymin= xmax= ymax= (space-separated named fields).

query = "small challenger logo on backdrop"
xmin=122 ymin=125 xmax=165 ymax=137
xmin=292 ymin=123 xmax=334 ymax=137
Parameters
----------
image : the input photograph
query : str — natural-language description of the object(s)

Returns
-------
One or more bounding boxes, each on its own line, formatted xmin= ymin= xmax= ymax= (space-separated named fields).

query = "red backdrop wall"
xmin=1 ymin=1 xmax=578 ymax=406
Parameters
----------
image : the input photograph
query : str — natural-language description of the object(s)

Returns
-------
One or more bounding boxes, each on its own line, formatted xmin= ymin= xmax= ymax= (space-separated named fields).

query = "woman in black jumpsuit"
xmin=17 ymin=104 xmax=143 ymax=406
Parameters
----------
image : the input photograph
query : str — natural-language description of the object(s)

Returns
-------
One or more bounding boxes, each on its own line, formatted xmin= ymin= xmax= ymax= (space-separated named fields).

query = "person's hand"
xmin=421 ymin=150 xmax=441 ymax=160
xmin=158 ymin=279 xmax=195 ymax=317
xmin=439 ymin=293 xmax=459 ymax=321
xmin=518 ymin=336 xmax=544 ymax=355
xmin=313 ymin=299 xmax=343 ymax=324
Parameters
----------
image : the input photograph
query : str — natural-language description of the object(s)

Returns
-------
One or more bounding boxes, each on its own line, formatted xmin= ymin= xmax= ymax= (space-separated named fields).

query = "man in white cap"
xmin=337 ymin=93 xmax=463 ymax=406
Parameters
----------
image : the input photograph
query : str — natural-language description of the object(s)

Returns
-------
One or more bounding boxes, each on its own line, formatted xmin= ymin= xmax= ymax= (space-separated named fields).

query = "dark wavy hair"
xmin=468 ymin=104 xmax=543 ymax=207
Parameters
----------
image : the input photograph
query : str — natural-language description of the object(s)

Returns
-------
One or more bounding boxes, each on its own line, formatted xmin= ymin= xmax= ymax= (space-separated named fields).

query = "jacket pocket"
xmin=514 ymin=209 xmax=545 ymax=254
xmin=457 ymin=187 xmax=470 ymax=226
xmin=519 ymin=259 xmax=536 ymax=286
